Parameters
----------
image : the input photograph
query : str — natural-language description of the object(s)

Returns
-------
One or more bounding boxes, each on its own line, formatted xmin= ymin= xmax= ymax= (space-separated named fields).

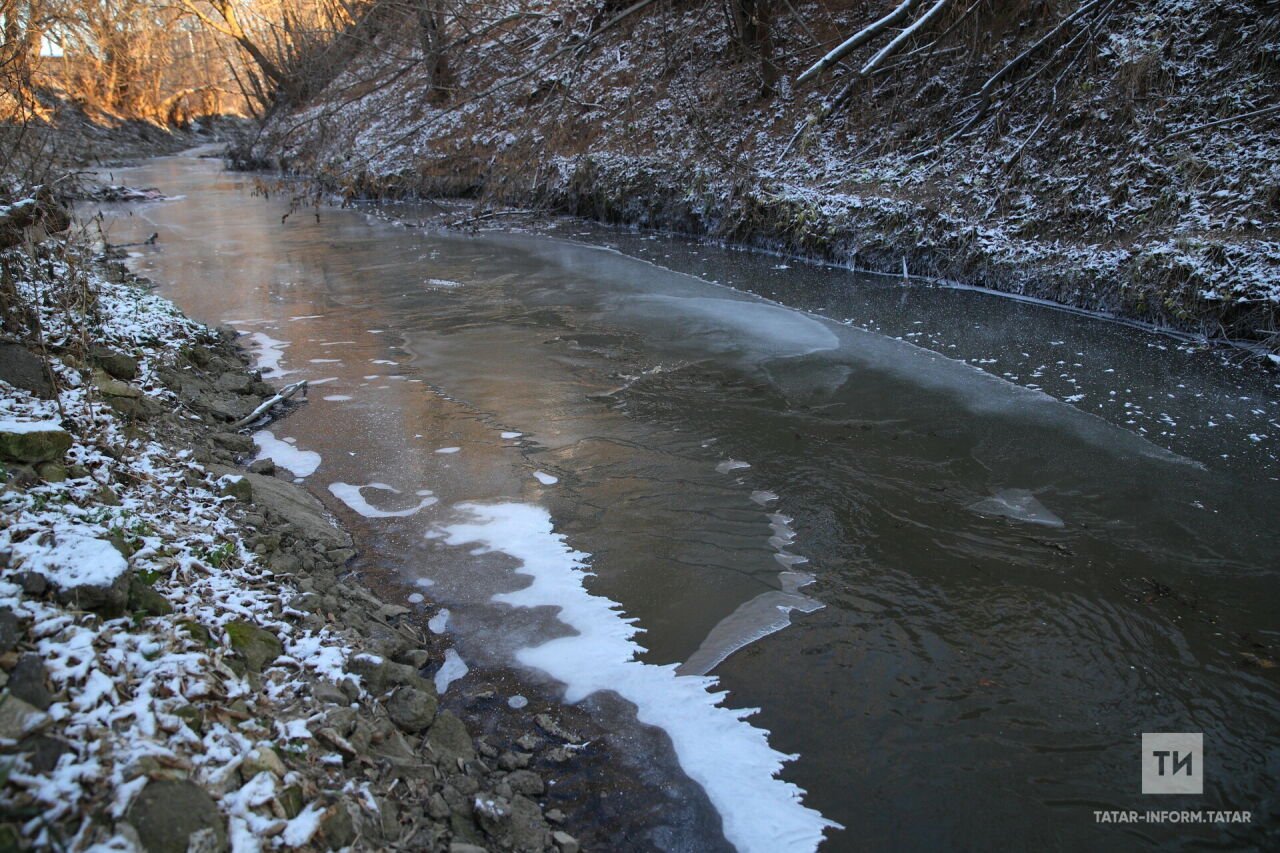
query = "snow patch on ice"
xmin=533 ymin=471 xmax=558 ymax=485
xmin=968 ymin=488 xmax=1065 ymax=527
xmin=435 ymin=648 xmax=469 ymax=693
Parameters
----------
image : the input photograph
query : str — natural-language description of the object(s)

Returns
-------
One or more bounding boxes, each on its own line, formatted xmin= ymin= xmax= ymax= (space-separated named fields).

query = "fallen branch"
xmin=230 ymin=380 xmax=308 ymax=430
xmin=449 ymin=208 xmax=550 ymax=227
xmin=1155 ymin=103 xmax=1280 ymax=145
xmin=795 ymin=0 xmax=921 ymax=86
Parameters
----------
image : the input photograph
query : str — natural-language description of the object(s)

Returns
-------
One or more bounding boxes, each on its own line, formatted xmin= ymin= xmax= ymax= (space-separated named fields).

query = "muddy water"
xmin=91 ymin=152 xmax=1278 ymax=852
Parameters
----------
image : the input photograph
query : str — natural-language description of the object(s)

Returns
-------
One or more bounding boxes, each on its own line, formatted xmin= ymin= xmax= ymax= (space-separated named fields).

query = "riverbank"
xmin=235 ymin=0 xmax=1279 ymax=352
xmin=0 ymin=207 xmax=579 ymax=851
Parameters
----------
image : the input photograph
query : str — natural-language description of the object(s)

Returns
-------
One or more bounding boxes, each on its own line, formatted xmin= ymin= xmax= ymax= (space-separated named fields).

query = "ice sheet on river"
xmin=439 ymin=502 xmax=840 ymax=853
xmin=968 ymin=488 xmax=1065 ymax=527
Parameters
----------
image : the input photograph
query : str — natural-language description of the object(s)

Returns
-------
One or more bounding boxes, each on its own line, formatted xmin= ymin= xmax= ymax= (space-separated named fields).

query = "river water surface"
xmin=90 ymin=151 xmax=1278 ymax=852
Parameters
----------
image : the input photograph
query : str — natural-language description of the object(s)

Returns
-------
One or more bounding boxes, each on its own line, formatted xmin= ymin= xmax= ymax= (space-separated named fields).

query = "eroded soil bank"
xmin=237 ymin=0 xmax=1278 ymax=351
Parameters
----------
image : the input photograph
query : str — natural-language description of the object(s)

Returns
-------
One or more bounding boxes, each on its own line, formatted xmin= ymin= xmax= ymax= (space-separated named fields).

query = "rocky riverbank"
xmin=0 ymin=208 xmax=581 ymax=851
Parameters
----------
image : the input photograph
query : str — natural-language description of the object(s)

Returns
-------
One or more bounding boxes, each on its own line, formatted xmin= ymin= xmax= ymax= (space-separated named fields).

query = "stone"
xmin=94 ymin=369 xmax=143 ymax=404
xmin=278 ymin=785 xmax=304 ymax=820
xmin=0 ymin=608 xmax=18 ymax=653
xmin=214 ymin=372 xmax=253 ymax=394
xmin=128 ymin=575 xmax=174 ymax=616
xmin=0 ymin=694 xmax=50 ymax=739
xmin=211 ymin=431 xmax=254 ymax=453
xmin=319 ymin=801 xmax=357 ymax=849
xmin=12 ymin=572 xmax=46 ymax=596
xmin=7 ymin=654 xmax=50 ymax=710
xmin=449 ymin=845 xmax=488 ymax=853
xmin=35 ymin=461 xmax=65 ymax=482
xmin=473 ymin=794 xmax=549 ymax=853
xmin=326 ymin=548 xmax=356 ymax=565
xmin=91 ymin=347 xmax=139 ymax=381
xmin=216 ymin=474 xmax=252 ymax=502
xmin=425 ymin=710 xmax=475 ymax=764
xmin=0 ymin=341 xmax=53 ymax=398
xmin=311 ymin=680 xmax=348 ymax=705
xmin=0 ymin=422 xmax=71 ymax=463
xmin=126 ymin=779 xmax=227 ymax=853
xmin=241 ymin=746 xmax=287 ymax=779
xmin=552 ymin=830 xmax=581 ymax=853
xmin=224 ymin=621 xmax=282 ymax=672
xmin=385 ymin=686 xmax=438 ymax=733
xmin=247 ymin=458 xmax=275 ymax=475
xmin=19 ymin=733 xmax=71 ymax=772
xmin=506 ymin=770 xmax=544 ymax=797
xmin=427 ymin=792 xmax=451 ymax=820
xmin=396 ymin=649 xmax=431 ymax=669
xmin=209 ymin=466 xmax=351 ymax=550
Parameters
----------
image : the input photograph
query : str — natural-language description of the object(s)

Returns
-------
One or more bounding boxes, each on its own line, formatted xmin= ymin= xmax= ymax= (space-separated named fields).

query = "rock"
xmin=0 ymin=608 xmax=18 ymax=653
xmin=534 ymin=713 xmax=581 ymax=743
xmin=449 ymin=844 xmax=488 ymax=853
xmin=214 ymin=373 xmax=253 ymax=394
xmin=15 ymin=531 xmax=132 ymax=616
xmin=224 ymin=621 xmax=282 ymax=672
xmin=0 ymin=341 xmax=53 ymax=398
xmin=278 ymin=785 xmax=304 ymax=820
xmin=128 ymin=575 xmax=174 ymax=616
xmin=311 ymin=680 xmax=348 ymax=705
xmin=94 ymin=368 xmax=144 ymax=407
xmin=209 ymin=466 xmax=351 ymax=550
xmin=18 ymin=733 xmax=72 ymax=772
xmin=326 ymin=548 xmax=356 ymax=565
xmin=126 ymin=779 xmax=227 ymax=853
xmin=215 ymin=473 xmax=251 ymax=502
xmin=0 ymin=694 xmax=50 ymax=739
xmin=7 ymin=654 xmax=50 ymax=710
xmin=425 ymin=710 xmax=475 ymax=764
xmin=211 ymin=431 xmax=254 ymax=453
xmin=385 ymin=686 xmax=438 ymax=733
xmin=247 ymin=458 xmax=275 ymax=475
xmin=90 ymin=346 xmax=139 ymax=381
xmin=506 ymin=770 xmax=545 ymax=797
xmin=35 ymin=461 xmax=65 ymax=482
xmin=0 ymin=421 xmax=71 ymax=463
xmin=473 ymin=794 xmax=550 ymax=853
xmin=396 ymin=649 xmax=431 ymax=669
xmin=319 ymin=800 xmax=357 ymax=849
xmin=12 ymin=572 xmax=46 ymax=595
xmin=552 ymin=830 xmax=581 ymax=853
xmin=241 ymin=746 xmax=287 ymax=779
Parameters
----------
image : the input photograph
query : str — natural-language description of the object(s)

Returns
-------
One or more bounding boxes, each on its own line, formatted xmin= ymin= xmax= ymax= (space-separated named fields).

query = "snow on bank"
xmin=440 ymin=502 xmax=840 ymax=853
xmin=252 ymin=429 xmax=321 ymax=477
xmin=0 ymin=256 xmax=363 ymax=849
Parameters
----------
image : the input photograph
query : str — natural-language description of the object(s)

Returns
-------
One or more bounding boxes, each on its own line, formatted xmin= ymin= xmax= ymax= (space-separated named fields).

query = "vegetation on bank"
xmin=220 ymin=0 xmax=1277 ymax=349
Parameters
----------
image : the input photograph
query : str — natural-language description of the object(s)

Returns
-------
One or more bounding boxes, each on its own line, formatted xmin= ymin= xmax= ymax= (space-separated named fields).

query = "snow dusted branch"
xmin=230 ymin=379 xmax=308 ymax=430
xmin=795 ymin=0 xmax=920 ymax=86
xmin=974 ymin=0 xmax=1103 ymax=103
xmin=858 ymin=0 xmax=951 ymax=77
xmin=1156 ymin=103 xmax=1280 ymax=145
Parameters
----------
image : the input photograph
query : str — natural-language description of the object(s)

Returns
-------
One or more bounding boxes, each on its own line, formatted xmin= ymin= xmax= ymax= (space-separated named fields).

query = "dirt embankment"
xmin=239 ymin=0 xmax=1279 ymax=351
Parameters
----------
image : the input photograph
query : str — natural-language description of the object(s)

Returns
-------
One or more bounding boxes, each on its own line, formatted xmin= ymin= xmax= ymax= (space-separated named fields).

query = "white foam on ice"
xmin=500 ymin=431 xmax=522 ymax=439
xmin=716 ymin=459 xmax=751 ymax=474
xmin=750 ymin=490 xmax=778 ymax=505
xmin=427 ymin=608 xmax=450 ymax=634
xmin=327 ymin=483 xmax=437 ymax=518
xmin=968 ymin=488 xmax=1065 ymax=527
xmin=507 ymin=695 xmax=528 ymax=709
xmin=252 ymin=430 xmax=321 ymax=477
xmin=439 ymin=502 xmax=839 ymax=853
xmin=435 ymin=446 xmax=461 ymax=454
xmin=323 ymin=395 xmax=353 ymax=402
xmin=435 ymin=648 xmax=469 ymax=693
xmin=407 ymin=593 xmax=425 ymax=604
xmin=533 ymin=471 xmax=558 ymax=485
